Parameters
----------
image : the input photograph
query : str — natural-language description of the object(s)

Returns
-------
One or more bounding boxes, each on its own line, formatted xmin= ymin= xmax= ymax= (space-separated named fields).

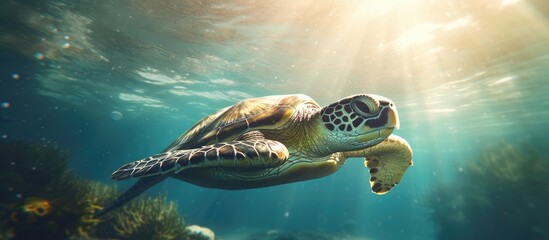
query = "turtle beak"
xmin=370 ymin=94 xmax=400 ymax=129
xmin=388 ymin=105 xmax=400 ymax=129
xmin=356 ymin=104 xmax=400 ymax=143
xmin=371 ymin=106 xmax=399 ymax=142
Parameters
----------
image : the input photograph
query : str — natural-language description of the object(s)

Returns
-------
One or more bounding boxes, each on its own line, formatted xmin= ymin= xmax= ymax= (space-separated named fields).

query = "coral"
xmin=9 ymin=198 xmax=52 ymax=224
xmin=428 ymin=143 xmax=549 ymax=240
xmin=0 ymin=141 xmax=208 ymax=240
xmin=6 ymin=198 xmax=58 ymax=240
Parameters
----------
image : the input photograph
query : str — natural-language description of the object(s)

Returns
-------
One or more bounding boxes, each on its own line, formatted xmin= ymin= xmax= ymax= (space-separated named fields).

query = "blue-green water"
xmin=1 ymin=0 xmax=549 ymax=239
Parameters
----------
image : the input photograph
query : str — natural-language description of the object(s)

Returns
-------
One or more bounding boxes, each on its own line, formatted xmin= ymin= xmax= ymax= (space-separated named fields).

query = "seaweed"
xmin=104 ymin=194 xmax=188 ymax=240
xmin=0 ymin=141 xmax=77 ymax=205
xmin=0 ymin=141 xmax=207 ymax=240
xmin=0 ymin=141 xmax=87 ymax=239
xmin=428 ymin=143 xmax=549 ymax=240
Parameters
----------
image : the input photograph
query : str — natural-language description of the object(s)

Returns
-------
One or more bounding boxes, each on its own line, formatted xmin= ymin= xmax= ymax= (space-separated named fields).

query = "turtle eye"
xmin=351 ymin=97 xmax=379 ymax=117
xmin=354 ymin=101 xmax=370 ymax=113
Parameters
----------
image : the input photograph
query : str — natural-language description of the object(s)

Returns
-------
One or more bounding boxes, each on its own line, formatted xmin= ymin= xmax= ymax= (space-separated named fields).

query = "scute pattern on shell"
xmin=163 ymin=95 xmax=314 ymax=152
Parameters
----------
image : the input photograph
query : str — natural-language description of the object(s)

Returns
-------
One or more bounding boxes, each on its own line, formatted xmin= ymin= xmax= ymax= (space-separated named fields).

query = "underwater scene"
xmin=1 ymin=0 xmax=549 ymax=239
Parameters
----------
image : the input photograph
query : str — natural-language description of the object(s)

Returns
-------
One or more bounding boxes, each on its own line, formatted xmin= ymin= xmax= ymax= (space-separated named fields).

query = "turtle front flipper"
xmin=111 ymin=140 xmax=289 ymax=180
xmin=343 ymin=134 xmax=413 ymax=195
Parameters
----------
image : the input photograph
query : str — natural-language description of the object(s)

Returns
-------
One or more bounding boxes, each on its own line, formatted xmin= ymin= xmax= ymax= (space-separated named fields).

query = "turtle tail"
xmin=93 ymin=175 xmax=166 ymax=218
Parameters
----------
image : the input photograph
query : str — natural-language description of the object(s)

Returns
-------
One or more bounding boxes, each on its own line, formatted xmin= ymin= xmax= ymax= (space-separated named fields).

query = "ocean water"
xmin=1 ymin=0 xmax=549 ymax=239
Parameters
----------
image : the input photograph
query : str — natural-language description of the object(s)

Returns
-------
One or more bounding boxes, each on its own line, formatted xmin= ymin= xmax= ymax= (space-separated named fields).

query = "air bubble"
xmin=1 ymin=102 xmax=10 ymax=108
xmin=111 ymin=111 xmax=123 ymax=120
xmin=34 ymin=52 xmax=45 ymax=60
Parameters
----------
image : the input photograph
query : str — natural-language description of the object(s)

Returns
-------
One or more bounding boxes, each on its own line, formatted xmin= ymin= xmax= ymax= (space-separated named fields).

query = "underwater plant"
xmin=0 ymin=141 xmax=75 ymax=205
xmin=0 ymin=141 xmax=89 ymax=239
xmin=82 ymin=184 xmax=207 ymax=240
xmin=105 ymin=194 xmax=190 ymax=240
xmin=0 ymin=141 xmax=210 ymax=240
xmin=428 ymin=142 xmax=549 ymax=239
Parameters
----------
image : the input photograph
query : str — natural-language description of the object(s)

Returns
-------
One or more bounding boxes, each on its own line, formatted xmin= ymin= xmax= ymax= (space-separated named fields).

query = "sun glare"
xmin=356 ymin=0 xmax=425 ymax=15
xmin=234 ymin=0 xmax=549 ymax=146
xmin=500 ymin=0 xmax=521 ymax=7
xmin=255 ymin=0 xmax=548 ymax=103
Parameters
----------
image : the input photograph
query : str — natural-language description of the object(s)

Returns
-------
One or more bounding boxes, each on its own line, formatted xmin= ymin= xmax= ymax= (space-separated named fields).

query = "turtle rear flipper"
xmin=364 ymin=135 xmax=413 ymax=194
xmin=111 ymin=140 xmax=289 ymax=180
xmin=93 ymin=175 xmax=165 ymax=218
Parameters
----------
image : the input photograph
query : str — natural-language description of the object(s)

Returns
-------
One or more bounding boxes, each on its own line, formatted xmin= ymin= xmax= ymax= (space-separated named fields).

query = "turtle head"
xmin=319 ymin=94 xmax=400 ymax=151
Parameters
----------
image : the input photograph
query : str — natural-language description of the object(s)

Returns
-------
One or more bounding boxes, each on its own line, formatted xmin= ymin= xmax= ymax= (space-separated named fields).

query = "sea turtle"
xmin=94 ymin=94 xmax=413 ymax=217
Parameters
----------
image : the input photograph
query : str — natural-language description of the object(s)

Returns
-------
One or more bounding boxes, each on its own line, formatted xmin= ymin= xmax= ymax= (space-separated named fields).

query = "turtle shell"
xmin=164 ymin=94 xmax=316 ymax=151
